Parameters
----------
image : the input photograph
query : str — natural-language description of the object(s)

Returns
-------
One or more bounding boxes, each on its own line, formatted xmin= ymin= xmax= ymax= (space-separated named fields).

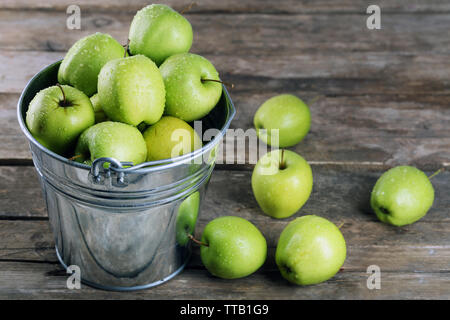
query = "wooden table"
xmin=0 ymin=0 xmax=449 ymax=299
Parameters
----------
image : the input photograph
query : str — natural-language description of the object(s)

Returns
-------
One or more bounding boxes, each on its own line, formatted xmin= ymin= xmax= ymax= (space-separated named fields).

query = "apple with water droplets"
xmin=159 ymin=53 xmax=222 ymax=122
xmin=276 ymin=215 xmax=346 ymax=285
xmin=74 ymin=121 xmax=147 ymax=166
xmin=129 ymin=4 xmax=193 ymax=66
xmin=371 ymin=166 xmax=435 ymax=226
xmin=26 ymin=84 xmax=95 ymax=156
xmin=98 ymin=55 xmax=166 ymax=126
xmin=58 ymin=32 xmax=125 ymax=97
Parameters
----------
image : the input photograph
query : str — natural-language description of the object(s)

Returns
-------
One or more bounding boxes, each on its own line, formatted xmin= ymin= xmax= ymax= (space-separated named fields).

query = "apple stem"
xmin=188 ymin=234 xmax=209 ymax=247
xmin=68 ymin=154 xmax=82 ymax=161
xmin=279 ymin=149 xmax=286 ymax=170
xmin=56 ymin=83 xmax=67 ymax=106
xmin=180 ymin=2 xmax=197 ymax=14
xmin=123 ymin=39 xmax=130 ymax=58
xmin=428 ymin=167 xmax=445 ymax=180
xmin=201 ymin=78 xmax=235 ymax=89
xmin=337 ymin=222 xmax=345 ymax=229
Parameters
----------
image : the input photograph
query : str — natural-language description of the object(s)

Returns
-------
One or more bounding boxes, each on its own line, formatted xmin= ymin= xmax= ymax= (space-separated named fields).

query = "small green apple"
xmin=98 ymin=55 xmax=166 ymax=126
xmin=74 ymin=121 xmax=147 ymax=166
xmin=143 ymin=116 xmax=202 ymax=161
xmin=276 ymin=215 xmax=346 ymax=285
xmin=176 ymin=191 xmax=200 ymax=246
xmin=58 ymin=32 xmax=125 ymax=97
xmin=371 ymin=166 xmax=435 ymax=226
xmin=252 ymin=149 xmax=313 ymax=219
xmin=129 ymin=4 xmax=193 ymax=66
xmin=254 ymin=94 xmax=311 ymax=148
xmin=26 ymin=85 xmax=95 ymax=156
xmin=90 ymin=93 xmax=108 ymax=123
xmin=159 ymin=53 xmax=222 ymax=122
xmin=200 ymin=216 xmax=267 ymax=279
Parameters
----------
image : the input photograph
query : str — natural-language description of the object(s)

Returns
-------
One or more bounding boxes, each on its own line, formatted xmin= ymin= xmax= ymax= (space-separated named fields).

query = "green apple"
xmin=90 ymin=93 xmax=108 ymax=123
xmin=58 ymin=32 xmax=125 ymax=97
xmin=252 ymin=149 xmax=313 ymax=219
xmin=176 ymin=192 xmax=200 ymax=246
xmin=276 ymin=215 xmax=346 ymax=285
xmin=98 ymin=55 xmax=165 ymax=126
xmin=200 ymin=216 xmax=267 ymax=279
xmin=159 ymin=53 xmax=222 ymax=122
xmin=74 ymin=121 xmax=147 ymax=166
xmin=129 ymin=4 xmax=193 ymax=66
xmin=26 ymin=85 xmax=95 ymax=156
xmin=143 ymin=116 xmax=202 ymax=161
xmin=371 ymin=166 xmax=435 ymax=226
xmin=254 ymin=94 xmax=311 ymax=147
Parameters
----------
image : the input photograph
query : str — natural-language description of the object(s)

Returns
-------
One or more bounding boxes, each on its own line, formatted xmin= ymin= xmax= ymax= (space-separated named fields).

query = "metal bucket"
xmin=17 ymin=61 xmax=235 ymax=291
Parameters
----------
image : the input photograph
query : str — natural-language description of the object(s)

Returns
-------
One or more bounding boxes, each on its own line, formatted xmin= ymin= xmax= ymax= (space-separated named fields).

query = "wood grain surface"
xmin=0 ymin=0 xmax=449 ymax=299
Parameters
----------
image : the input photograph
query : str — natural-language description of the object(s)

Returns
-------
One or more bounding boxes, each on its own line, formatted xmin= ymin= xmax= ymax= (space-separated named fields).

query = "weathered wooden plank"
xmin=1 ymin=0 xmax=449 ymax=14
xmin=0 ymin=261 xmax=449 ymax=299
xmin=1 ymin=166 xmax=448 ymax=224
xmin=6 ymin=89 xmax=450 ymax=164
xmin=3 ymin=50 xmax=450 ymax=95
xmin=2 ymin=218 xmax=450 ymax=274
xmin=2 ymin=12 xmax=450 ymax=55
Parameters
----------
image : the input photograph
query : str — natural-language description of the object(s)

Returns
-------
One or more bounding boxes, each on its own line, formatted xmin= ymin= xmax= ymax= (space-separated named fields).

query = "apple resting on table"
xmin=199 ymin=216 xmax=267 ymax=279
xmin=276 ymin=215 xmax=346 ymax=285
xmin=252 ymin=149 xmax=313 ymax=219
xmin=254 ymin=94 xmax=311 ymax=148
xmin=371 ymin=166 xmax=435 ymax=226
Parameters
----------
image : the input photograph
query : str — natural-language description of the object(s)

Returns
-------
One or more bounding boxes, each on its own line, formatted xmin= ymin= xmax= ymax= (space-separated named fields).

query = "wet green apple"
xmin=176 ymin=192 xmax=200 ymax=246
xmin=254 ymin=94 xmax=311 ymax=148
xmin=26 ymin=85 xmax=95 ymax=156
xmin=58 ymin=32 xmax=125 ymax=97
xmin=371 ymin=166 xmax=435 ymax=226
xmin=98 ymin=55 xmax=165 ymax=126
xmin=252 ymin=149 xmax=313 ymax=219
xmin=74 ymin=121 xmax=147 ymax=166
xmin=143 ymin=116 xmax=202 ymax=161
xmin=276 ymin=215 xmax=346 ymax=285
xmin=200 ymin=216 xmax=267 ymax=279
xmin=129 ymin=4 xmax=193 ymax=66
xmin=90 ymin=93 xmax=108 ymax=123
xmin=159 ymin=53 xmax=222 ymax=122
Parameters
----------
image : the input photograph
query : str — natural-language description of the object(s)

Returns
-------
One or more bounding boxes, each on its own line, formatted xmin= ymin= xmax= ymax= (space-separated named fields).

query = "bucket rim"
xmin=17 ymin=60 xmax=236 ymax=174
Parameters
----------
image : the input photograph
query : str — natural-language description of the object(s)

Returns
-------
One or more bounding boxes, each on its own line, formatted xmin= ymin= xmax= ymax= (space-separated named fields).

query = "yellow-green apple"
xmin=98 ymin=55 xmax=165 ymax=126
xmin=74 ymin=121 xmax=147 ymax=166
xmin=199 ymin=216 xmax=267 ymax=279
xmin=254 ymin=94 xmax=311 ymax=147
xmin=252 ymin=149 xmax=313 ymax=219
xmin=26 ymin=84 xmax=94 ymax=156
xmin=143 ymin=116 xmax=202 ymax=161
xmin=90 ymin=93 xmax=108 ymax=123
xmin=58 ymin=32 xmax=125 ymax=97
xmin=176 ymin=191 xmax=200 ymax=246
xmin=159 ymin=53 xmax=222 ymax=122
xmin=276 ymin=215 xmax=346 ymax=285
xmin=371 ymin=166 xmax=435 ymax=226
xmin=128 ymin=4 xmax=193 ymax=66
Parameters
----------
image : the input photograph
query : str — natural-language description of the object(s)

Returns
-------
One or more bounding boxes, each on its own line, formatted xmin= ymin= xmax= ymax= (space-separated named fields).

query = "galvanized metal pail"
xmin=17 ymin=61 xmax=235 ymax=291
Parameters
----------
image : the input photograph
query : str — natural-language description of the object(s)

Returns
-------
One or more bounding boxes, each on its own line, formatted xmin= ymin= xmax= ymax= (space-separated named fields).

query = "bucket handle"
xmin=90 ymin=157 xmax=133 ymax=186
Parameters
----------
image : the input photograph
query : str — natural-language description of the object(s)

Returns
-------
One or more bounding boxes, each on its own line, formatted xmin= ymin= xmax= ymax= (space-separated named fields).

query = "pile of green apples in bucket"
xmin=24 ymin=4 xmax=438 ymax=286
